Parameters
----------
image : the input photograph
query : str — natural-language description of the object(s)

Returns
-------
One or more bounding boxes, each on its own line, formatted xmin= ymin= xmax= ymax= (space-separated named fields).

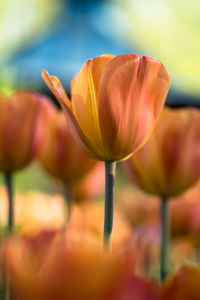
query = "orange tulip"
xmin=39 ymin=109 xmax=97 ymax=185
xmin=0 ymin=187 xmax=66 ymax=233
xmin=65 ymin=202 xmax=133 ymax=251
xmin=163 ymin=265 xmax=200 ymax=300
xmin=124 ymin=107 xmax=200 ymax=197
xmin=1 ymin=230 xmax=57 ymax=300
xmin=71 ymin=162 xmax=104 ymax=203
xmin=42 ymin=54 xmax=170 ymax=161
xmin=0 ymin=91 xmax=54 ymax=172
xmin=1 ymin=231 xmax=132 ymax=300
xmin=116 ymin=274 xmax=161 ymax=300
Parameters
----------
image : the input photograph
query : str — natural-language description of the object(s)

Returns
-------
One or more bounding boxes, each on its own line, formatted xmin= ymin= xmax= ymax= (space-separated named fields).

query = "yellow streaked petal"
xmin=71 ymin=55 xmax=114 ymax=158
xmin=42 ymin=70 xmax=71 ymax=109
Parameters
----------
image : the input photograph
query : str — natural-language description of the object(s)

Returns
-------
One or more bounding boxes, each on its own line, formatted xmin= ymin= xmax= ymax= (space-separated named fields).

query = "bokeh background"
xmin=1 ymin=0 xmax=200 ymax=105
xmin=0 ymin=0 xmax=200 ymax=209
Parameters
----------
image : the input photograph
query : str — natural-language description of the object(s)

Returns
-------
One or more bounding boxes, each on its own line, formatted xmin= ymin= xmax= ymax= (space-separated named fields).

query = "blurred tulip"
xmin=39 ymin=109 xmax=98 ymax=185
xmin=124 ymin=107 xmax=200 ymax=280
xmin=0 ymin=91 xmax=54 ymax=172
xmin=1 ymin=231 xmax=133 ymax=300
xmin=0 ymin=187 xmax=65 ymax=234
xmin=124 ymin=107 xmax=200 ymax=197
xmin=132 ymin=224 xmax=196 ymax=278
xmin=163 ymin=265 xmax=200 ymax=300
xmin=117 ymin=186 xmax=159 ymax=227
xmin=1 ymin=230 xmax=57 ymax=300
xmin=42 ymin=54 xmax=170 ymax=161
xmin=66 ymin=202 xmax=133 ymax=251
xmin=170 ymin=180 xmax=200 ymax=239
xmin=116 ymin=274 xmax=161 ymax=300
xmin=71 ymin=162 xmax=104 ymax=203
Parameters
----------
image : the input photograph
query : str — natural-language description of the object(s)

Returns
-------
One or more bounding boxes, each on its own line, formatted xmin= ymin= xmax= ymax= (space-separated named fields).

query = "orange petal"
xmin=98 ymin=54 xmax=170 ymax=161
xmin=163 ymin=265 xmax=200 ymax=300
xmin=71 ymin=55 xmax=114 ymax=158
xmin=42 ymin=70 xmax=71 ymax=110
xmin=42 ymin=70 xmax=102 ymax=159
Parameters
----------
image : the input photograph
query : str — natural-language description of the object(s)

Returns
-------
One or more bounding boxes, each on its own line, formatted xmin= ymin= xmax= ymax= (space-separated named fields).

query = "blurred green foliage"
xmin=114 ymin=0 xmax=200 ymax=96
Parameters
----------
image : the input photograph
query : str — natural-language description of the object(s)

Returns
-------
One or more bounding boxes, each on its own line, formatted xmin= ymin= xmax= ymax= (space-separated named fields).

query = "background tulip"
xmin=39 ymin=108 xmax=102 ymax=220
xmin=39 ymin=109 xmax=97 ymax=185
xmin=0 ymin=91 xmax=54 ymax=232
xmin=0 ymin=91 xmax=54 ymax=173
xmin=71 ymin=162 xmax=104 ymax=203
xmin=116 ymin=274 xmax=161 ymax=300
xmin=124 ymin=107 xmax=200 ymax=281
xmin=0 ymin=188 xmax=65 ymax=234
xmin=1 ymin=231 xmax=132 ymax=300
xmin=163 ymin=265 xmax=200 ymax=300
xmin=124 ymin=107 xmax=200 ymax=197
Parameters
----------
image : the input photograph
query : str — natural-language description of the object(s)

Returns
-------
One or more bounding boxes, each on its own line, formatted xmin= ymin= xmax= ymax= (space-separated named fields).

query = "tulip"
xmin=42 ymin=54 xmax=170 ymax=162
xmin=163 ymin=265 xmax=200 ymax=300
xmin=0 ymin=91 xmax=54 ymax=232
xmin=39 ymin=109 xmax=97 ymax=185
xmin=42 ymin=53 xmax=170 ymax=249
xmin=1 ymin=231 xmax=58 ymax=300
xmin=117 ymin=186 xmax=159 ymax=227
xmin=116 ymin=274 xmax=161 ymax=300
xmin=124 ymin=107 xmax=200 ymax=197
xmin=124 ymin=107 xmax=200 ymax=280
xmin=1 ymin=231 xmax=132 ymax=300
xmin=39 ymin=108 xmax=101 ymax=220
xmin=0 ymin=91 xmax=53 ymax=173
xmin=71 ymin=162 xmax=104 ymax=203
xmin=0 ymin=187 xmax=66 ymax=234
xmin=66 ymin=202 xmax=133 ymax=251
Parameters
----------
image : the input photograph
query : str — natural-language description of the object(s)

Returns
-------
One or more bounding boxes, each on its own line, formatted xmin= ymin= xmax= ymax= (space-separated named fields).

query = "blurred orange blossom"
xmin=71 ymin=162 xmax=104 ymax=203
xmin=42 ymin=54 xmax=170 ymax=161
xmin=39 ymin=109 xmax=98 ymax=185
xmin=1 ymin=231 xmax=133 ymax=300
xmin=0 ymin=91 xmax=54 ymax=172
xmin=162 ymin=265 xmax=200 ymax=300
xmin=0 ymin=187 xmax=65 ymax=234
xmin=124 ymin=107 xmax=200 ymax=197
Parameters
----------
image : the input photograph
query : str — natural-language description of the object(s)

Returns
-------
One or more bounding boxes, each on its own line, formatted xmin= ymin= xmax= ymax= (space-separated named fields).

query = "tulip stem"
xmin=64 ymin=185 xmax=72 ymax=225
xmin=4 ymin=173 xmax=14 ymax=233
xmin=103 ymin=161 xmax=116 ymax=250
xmin=160 ymin=196 xmax=170 ymax=281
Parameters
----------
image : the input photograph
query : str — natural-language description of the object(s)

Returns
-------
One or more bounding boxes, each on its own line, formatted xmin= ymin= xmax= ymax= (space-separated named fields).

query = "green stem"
xmin=4 ymin=173 xmax=14 ymax=233
xmin=160 ymin=196 xmax=170 ymax=281
xmin=103 ymin=161 xmax=116 ymax=250
xmin=63 ymin=185 xmax=72 ymax=227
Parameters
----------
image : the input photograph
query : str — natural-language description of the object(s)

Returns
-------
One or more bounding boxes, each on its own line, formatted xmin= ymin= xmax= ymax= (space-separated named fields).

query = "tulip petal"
xmin=42 ymin=70 xmax=71 ymax=109
xmin=98 ymin=54 xmax=170 ymax=161
xmin=42 ymin=70 xmax=102 ymax=159
xmin=71 ymin=55 xmax=114 ymax=158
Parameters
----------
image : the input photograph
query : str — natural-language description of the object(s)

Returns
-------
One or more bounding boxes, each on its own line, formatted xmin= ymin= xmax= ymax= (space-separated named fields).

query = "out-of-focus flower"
xmin=0 ymin=91 xmax=54 ymax=172
xmin=66 ymin=202 xmax=133 ymax=251
xmin=124 ymin=107 xmax=200 ymax=197
xmin=162 ymin=265 xmax=200 ymax=300
xmin=39 ymin=109 xmax=98 ymax=185
xmin=116 ymin=274 xmax=161 ymax=300
xmin=170 ymin=180 xmax=200 ymax=239
xmin=117 ymin=186 xmax=159 ymax=227
xmin=1 ymin=230 xmax=57 ymax=300
xmin=131 ymin=223 xmax=196 ymax=278
xmin=72 ymin=162 xmax=104 ymax=203
xmin=42 ymin=54 xmax=170 ymax=161
xmin=1 ymin=231 xmax=133 ymax=300
xmin=0 ymin=187 xmax=65 ymax=234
